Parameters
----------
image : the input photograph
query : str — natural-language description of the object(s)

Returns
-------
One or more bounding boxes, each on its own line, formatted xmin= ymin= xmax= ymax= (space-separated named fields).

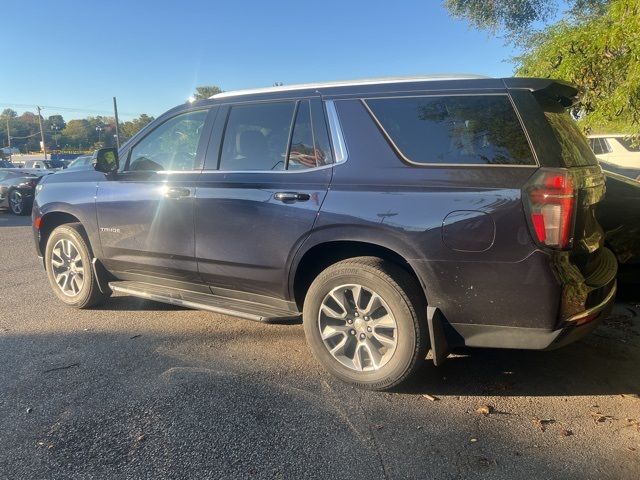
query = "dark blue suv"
xmin=32 ymin=75 xmax=617 ymax=390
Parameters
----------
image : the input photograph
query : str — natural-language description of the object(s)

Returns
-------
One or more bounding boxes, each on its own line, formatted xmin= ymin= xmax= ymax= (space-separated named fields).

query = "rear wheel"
xmin=303 ymin=257 xmax=428 ymax=390
xmin=45 ymin=224 xmax=111 ymax=308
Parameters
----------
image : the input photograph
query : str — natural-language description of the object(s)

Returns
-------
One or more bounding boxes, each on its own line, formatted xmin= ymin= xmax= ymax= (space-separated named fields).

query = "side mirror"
xmin=92 ymin=148 xmax=119 ymax=173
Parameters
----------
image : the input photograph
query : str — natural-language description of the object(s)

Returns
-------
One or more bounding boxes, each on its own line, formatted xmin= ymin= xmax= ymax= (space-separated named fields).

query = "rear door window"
xmin=219 ymin=102 xmax=296 ymax=171
xmin=364 ymin=95 xmax=535 ymax=166
xmin=288 ymin=100 xmax=317 ymax=170
xmin=218 ymin=100 xmax=325 ymax=171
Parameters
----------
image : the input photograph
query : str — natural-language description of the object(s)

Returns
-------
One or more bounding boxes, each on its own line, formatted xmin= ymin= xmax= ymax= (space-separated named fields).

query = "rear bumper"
xmin=450 ymin=279 xmax=616 ymax=350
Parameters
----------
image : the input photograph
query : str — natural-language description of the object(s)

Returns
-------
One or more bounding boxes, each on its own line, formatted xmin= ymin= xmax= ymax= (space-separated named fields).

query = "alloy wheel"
xmin=318 ymin=284 xmax=398 ymax=372
xmin=50 ymin=238 xmax=85 ymax=297
xmin=9 ymin=190 xmax=23 ymax=214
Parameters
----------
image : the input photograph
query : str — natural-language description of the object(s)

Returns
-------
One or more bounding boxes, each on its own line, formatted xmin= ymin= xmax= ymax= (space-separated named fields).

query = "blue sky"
xmin=1 ymin=0 xmax=520 ymax=121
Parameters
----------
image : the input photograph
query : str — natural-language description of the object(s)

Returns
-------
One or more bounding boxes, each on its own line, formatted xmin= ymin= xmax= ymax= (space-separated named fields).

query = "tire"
xmin=8 ymin=189 xmax=29 ymax=215
xmin=303 ymin=256 xmax=428 ymax=391
xmin=44 ymin=223 xmax=111 ymax=308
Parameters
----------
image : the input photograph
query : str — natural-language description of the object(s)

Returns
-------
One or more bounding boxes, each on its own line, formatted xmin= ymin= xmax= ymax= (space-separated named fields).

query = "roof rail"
xmin=210 ymin=74 xmax=491 ymax=99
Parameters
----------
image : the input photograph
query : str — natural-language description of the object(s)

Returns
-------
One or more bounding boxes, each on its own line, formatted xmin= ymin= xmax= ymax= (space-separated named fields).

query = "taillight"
xmin=524 ymin=169 xmax=576 ymax=249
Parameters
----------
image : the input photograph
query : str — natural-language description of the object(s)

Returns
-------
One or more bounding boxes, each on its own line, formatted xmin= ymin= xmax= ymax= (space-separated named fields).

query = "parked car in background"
xmin=33 ymin=76 xmax=617 ymax=390
xmin=0 ymin=169 xmax=52 ymax=215
xmin=65 ymin=155 xmax=94 ymax=171
xmin=21 ymin=159 xmax=66 ymax=170
xmin=597 ymin=171 xmax=640 ymax=299
xmin=1 ymin=147 xmax=20 ymax=155
xmin=588 ymin=134 xmax=640 ymax=172
xmin=0 ymin=160 xmax=16 ymax=168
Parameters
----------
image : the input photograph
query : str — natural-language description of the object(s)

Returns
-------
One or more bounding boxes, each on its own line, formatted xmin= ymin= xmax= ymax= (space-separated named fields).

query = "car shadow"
xmin=396 ymin=304 xmax=640 ymax=398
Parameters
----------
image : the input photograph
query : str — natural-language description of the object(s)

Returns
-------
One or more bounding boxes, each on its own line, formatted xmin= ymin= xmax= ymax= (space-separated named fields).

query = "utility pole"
xmin=36 ymin=106 xmax=47 ymax=160
xmin=113 ymin=96 xmax=121 ymax=148
xmin=5 ymin=116 xmax=10 ymax=161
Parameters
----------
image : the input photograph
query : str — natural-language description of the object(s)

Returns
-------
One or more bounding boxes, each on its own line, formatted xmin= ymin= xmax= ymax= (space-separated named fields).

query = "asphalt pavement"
xmin=0 ymin=210 xmax=639 ymax=479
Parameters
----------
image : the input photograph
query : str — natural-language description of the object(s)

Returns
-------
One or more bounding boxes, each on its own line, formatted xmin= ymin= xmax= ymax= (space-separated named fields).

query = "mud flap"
xmin=91 ymin=258 xmax=113 ymax=295
xmin=427 ymin=306 xmax=450 ymax=366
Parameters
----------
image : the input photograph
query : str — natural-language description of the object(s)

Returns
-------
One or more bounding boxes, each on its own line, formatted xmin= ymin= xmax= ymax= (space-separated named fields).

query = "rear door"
xmin=195 ymin=97 xmax=333 ymax=298
xmin=96 ymin=107 xmax=213 ymax=284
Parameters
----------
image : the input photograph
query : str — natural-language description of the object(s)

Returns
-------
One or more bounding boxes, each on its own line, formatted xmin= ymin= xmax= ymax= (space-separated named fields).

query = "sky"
xmin=0 ymin=0 xmax=520 ymax=121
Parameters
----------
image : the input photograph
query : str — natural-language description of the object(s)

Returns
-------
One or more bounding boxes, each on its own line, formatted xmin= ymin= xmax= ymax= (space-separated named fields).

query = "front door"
xmin=96 ymin=108 xmax=212 ymax=284
xmin=195 ymin=98 xmax=333 ymax=298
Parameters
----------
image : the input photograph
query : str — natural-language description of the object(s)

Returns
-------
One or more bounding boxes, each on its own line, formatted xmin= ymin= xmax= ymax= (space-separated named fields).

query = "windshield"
xmin=618 ymin=137 xmax=640 ymax=152
xmin=544 ymin=111 xmax=598 ymax=167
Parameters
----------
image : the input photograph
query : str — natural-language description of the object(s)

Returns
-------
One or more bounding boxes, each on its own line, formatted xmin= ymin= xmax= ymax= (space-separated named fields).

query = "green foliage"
xmin=193 ymin=85 xmax=223 ymax=100
xmin=444 ymin=0 xmax=609 ymax=38
xmin=444 ymin=0 xmax=557 ymax=37
xmin=120 ymin=114 xmax=154 ymax=140
xmin=0 ymin=110 xmax=153 ymax=152
xmin=516 ymin=0 xmax=640 ymax=133
xmin=1 ymin=108 xmax=17 ymax=119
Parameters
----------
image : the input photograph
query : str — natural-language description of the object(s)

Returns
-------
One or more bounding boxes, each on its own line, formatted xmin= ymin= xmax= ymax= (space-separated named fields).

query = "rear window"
xmin=543 ymin=111 xmax=598 ymax=167
xmin=589 ymin=137 xmax=612 ymax=155
xmin=364 ymin=95 xmax=535 ymax=166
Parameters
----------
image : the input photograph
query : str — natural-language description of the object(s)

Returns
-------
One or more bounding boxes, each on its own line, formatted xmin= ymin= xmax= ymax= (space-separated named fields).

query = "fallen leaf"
xmin=532 ymin=418 xmax=555 ymax=432
xmin=590 ymin=411 xmax=614 ymax=423
xmin=476 ymin=405 xmax=493 ymax=416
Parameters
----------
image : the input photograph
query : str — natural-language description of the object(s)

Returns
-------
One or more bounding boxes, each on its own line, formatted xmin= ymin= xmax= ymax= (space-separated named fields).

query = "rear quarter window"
xmin=543 ymin=111 xmax=598 ymax=167
xmin=364 ymin=95 xmax=535 ymax=166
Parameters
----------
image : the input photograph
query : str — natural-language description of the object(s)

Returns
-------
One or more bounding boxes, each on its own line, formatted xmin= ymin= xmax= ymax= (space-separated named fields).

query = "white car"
xmin=588 ymin=134 xmax=640 ymax=169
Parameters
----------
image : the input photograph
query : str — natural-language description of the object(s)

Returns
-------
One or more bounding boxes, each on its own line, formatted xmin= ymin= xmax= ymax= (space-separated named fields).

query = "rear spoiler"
xmin=502 ymin=78 xmax=579 ymax=110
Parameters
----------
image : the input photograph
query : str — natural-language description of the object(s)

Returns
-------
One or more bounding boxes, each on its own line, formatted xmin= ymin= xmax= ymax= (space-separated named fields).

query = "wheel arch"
xmin=290 ymin=237 xmax=427 ymax=311
xmin=38 ymin=211 xmax=85 ymax=257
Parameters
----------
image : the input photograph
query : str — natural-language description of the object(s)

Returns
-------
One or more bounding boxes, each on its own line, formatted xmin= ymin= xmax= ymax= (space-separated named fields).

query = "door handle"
xmin=163 ymin=187 xmax=192 ymax=199
xmin=274 ymin=192 xmax=311 ymax=203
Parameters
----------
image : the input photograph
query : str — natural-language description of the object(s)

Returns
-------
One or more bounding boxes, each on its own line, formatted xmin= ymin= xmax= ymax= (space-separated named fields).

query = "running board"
xmin=108 ymin=281 xmax=301 ymax=323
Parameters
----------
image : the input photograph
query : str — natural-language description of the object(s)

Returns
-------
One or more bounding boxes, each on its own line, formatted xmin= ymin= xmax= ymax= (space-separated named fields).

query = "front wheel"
xmin=44 ymin=224 xmax=111 ymax=308
xmin=303 ymin=257 xmax=428 ymax=391
xmin=8 ymin=189 xmax=29 ymax=215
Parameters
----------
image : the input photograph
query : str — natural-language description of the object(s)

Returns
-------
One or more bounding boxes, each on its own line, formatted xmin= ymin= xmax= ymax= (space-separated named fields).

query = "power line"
xmin=0 ymin=101 xmax=141 ymax=117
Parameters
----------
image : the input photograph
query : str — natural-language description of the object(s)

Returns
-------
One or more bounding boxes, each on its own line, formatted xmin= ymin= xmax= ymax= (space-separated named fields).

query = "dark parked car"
xmin=0 ymin=169 xmax=52 ymax=215
xmin=32 ymin=76 xmax=617 ymax=389
xmin=0 ymin=159 xmax=16 ymax=168
xmin=597 ymin=171 xmax=640 ymax=298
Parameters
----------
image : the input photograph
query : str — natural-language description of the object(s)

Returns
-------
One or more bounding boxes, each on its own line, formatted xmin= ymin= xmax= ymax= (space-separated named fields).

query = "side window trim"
xmin=361 ymin=93 xmax=538 ymax=168
xmin=121 ymin=107 xmax=212 ymax=173
xmin=283 ymin=100 xmax=301 ymax=170
xmin=324 ymin=100 xmax=348 ymax=164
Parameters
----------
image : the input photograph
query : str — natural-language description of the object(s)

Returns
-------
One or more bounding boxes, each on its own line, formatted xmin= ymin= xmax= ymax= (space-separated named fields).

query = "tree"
xmin=63 ymin=119 xmax=92 ymax=148
xmin=444 ymin=0 xmax=609 ymax=39
xmin=48 ymin=114 xmax=66 ymax=130
xmin=192 ymin=85 xmax=223 ymax=100
xmin=516 ymin=0 xmax=639 ymax=132
xmin=444 ymin=0 xmax=639 ymax=133
xmin=1 ymin=108 xmax=17 ymax=119
xmin=121 ymin=114 xmax=154 ymax=140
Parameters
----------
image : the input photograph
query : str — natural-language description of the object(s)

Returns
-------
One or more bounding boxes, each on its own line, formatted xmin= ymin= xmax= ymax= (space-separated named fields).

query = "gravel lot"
xmin=1 ymin=210 xmax=639 ymax=479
